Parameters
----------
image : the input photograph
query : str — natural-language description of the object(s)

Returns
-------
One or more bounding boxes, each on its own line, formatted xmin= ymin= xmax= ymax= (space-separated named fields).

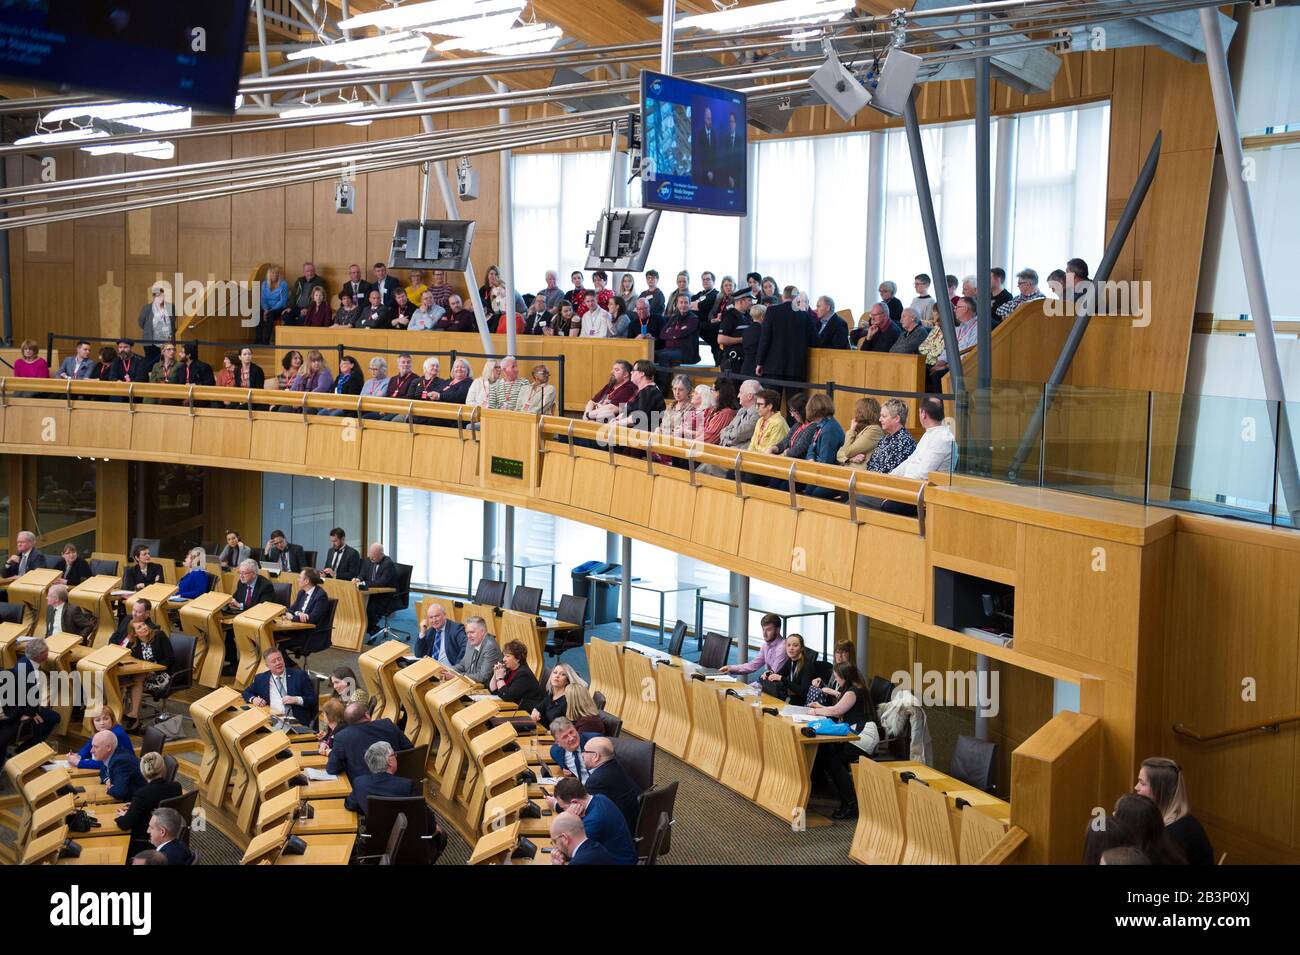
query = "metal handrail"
xmin=1172 ymin=712 xmax=1300 ymax=743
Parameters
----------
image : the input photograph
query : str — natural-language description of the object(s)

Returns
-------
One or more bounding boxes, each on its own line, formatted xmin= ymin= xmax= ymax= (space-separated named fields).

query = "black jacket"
xmin=756 ymin=301 xmax=817 ymax=381
xmin=496 ymin=665 xmax=545 ymax=714
xmin=763 ymin=649 xmax=820 ymax=705
xmin=345 ymin=771 xmax=419 ymax=815
xmin=326 ymin=719 xmax=411 ymax=780
xmin=322 ymin=545 xmax=361 ymax=580
xmin=285 ymin=585 xmax=331 ymax=650
xmin=229 ymin=575 xmax=274 ymax=612
xmin=169 ymin=360 xmax=216 ymax=387
xmin=58 ymin=557 xmax=94 ymax=588
xmin=586 ymin=759 xmax=643 ymax=833
xmin=110 ymin=354 xmax=148 ymax=383
xmin=815 ymin=315 xmax=851 ymax=350
xmin=263 ymin=543 xmax=306 ymax=573
xmin=123 ymin=562 xmax=165 ymax=591
xmin=115 ymin=778 xmax=182 ymax=844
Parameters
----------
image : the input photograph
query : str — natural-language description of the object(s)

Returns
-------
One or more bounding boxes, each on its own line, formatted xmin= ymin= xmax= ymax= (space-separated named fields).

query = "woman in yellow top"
xmin=837 ymin=397 xmax=884 ymax=468
xmin=748 ymin=388 xmax=789 ymax=454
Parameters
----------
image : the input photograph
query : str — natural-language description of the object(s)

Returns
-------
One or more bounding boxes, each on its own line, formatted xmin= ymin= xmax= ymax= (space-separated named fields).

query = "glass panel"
xmin=395 ymin=488 xmax=484 ymax=593
xmin=961 ymin=380 xmax=1045 ymax=486
xmin=1275 ymin=401 xmax=1299 ymax=529
xmin=130 ymin=462 xmax=205 ymax=558
xmin=1042 ymin=383 xmax=1149 ymax=502
xmin=35 ymin=457 xmax=96 ymax=538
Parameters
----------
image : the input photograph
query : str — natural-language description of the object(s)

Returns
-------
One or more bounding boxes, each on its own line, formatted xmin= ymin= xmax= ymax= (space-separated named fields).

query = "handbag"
xmin=805 ymin=685 xmax=827 ymax=706
xmin=66 ymin=808 xmax=101 ymax=833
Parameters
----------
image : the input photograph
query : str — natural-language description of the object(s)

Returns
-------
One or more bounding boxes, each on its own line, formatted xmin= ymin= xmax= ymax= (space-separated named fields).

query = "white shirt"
xmin=891 ymin=424 xmax=957 ymax=480
xmin=268 ymin=670 xmax=289 ymax=714
xmin=50 ymin=603 xmax=65 ymax=635
xmin=580 ymin=306 xmax=612 ymax=338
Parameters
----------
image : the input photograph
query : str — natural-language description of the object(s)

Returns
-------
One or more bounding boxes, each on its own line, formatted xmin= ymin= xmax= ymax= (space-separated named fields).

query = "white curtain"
xmin=510 ymin=151 xmax=609 ymax=294
xmin=752 ymin=133 xmax=871 ymax=316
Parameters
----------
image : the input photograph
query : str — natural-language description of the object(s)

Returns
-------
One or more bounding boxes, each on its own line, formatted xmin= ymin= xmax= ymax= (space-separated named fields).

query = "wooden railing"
xmin=1172 ymin=712 xmax=1300 ymax=743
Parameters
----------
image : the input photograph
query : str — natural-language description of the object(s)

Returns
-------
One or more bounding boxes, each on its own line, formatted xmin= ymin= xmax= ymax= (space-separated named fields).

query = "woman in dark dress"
xmin=488 ymin=640 xmax=545 ymax=714
xmin=1137 ymin=757 xmax=1214 ymax=865
xmin=56 ymin=543 xmax=93 ymax=588
xmin=114 ymin=751 xmax=181 ymax=852
xmin=763 ymin=633 xmax=818 ymax=704
xmin=532 ymin=662 xmax=581 ymax=727
xmin=807 ymin=663 xmax=874 ymax=820
xmin=123 ymin=544 xmax=165 ymax=591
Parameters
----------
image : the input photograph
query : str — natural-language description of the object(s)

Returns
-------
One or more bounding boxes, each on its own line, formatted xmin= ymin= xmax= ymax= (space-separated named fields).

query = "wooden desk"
xmin=56 ymin=834 xmax=131 ymax=865
xmin=180 ymin=590 xmax=240 ymax=687
xmin=359 ymin=640 xmax=410 ymax=725
xmin=320 ymin=578 xmax=393 ymax=652
xmin=229 ymin=601 xmax=289 ymax=688
xmin=7 ymin=568 xmax=61 ymax=630
xmin=274 ymin=832 xmax=356 ymax=865
xmin=68 ymin=574 xmax=122 ymax=652
xmin=755 ymin=710 xmax=853 ymax=830
xmin=112 ymin=582 xmax=179 ymax=632
xmin=75 ymin=643 xmax=131 ymax=733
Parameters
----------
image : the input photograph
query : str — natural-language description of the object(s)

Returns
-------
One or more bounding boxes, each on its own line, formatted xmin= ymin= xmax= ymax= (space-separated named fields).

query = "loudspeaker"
xmin=809 ymin=51 xmax=871 ymax=122
xmin=334 ymin=180 xmax=354 ymax=215
xmin=868 ymin=48 xmax=922 ymax=117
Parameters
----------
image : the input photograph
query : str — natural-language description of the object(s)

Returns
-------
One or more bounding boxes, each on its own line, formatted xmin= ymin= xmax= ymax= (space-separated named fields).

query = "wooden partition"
xmin=1009 ymin=710 xmax=1102 ymax=865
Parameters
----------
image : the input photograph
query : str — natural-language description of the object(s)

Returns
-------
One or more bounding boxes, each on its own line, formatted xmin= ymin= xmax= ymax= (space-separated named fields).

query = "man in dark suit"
xmin=548 ymin=718 xmax=599 ymax=783
xmin=320 ymin=527 xmax=361 ymax=581
xmin=147 ymin=808 xmax=194 ymax=865
xmin=109 ymin=338 xmax=147 ymax=384
xmin=813 ymin=294 xmax=851 ymax=349
xmin=281 ymin=568 xmax=330 ymax=655
xmin=859 ymin=302 xmax=901 ymax=352
xmin=327 ymin=702 xmax=411 ymax=780
xmin=582 ymin=737 xmax=642 ymax=832
xmin=226 ymin=559 xmax=273 ymax=614
xmin=344 ymin=740 xmax=419 ymax=814
xmin=370 ymin=263 xmax=402 ymax=307
xmin=552 ymin=777 xmax=637 ymax=865
xmin=719 ymin=110 xmax=744 ymax=190
xmin=0 ymin=639 xmax=60 ymax=769
xmin=93 ymin=729 xmax=145 ymax=802
xmin=3 ymin=530 xmax=47 ymax=579
xmin=355 ymin=542 xmax=398 ymax=635
xmin=262 ymin=529 xmax=305 ymax=574
xmin=242 ymin=647 xmax=318 ymax=724
xmin=414 ymin=602 xmax=466 ymax=668
xmin=343 ymin=263 xmax=372 ymax=304
xmin=44 ymin=584 xmax=95 ymax=639
xmin=549 ymin=812 xmax=618 ymax=866
xmin=355 ymin=288 xmax=394 ymax=330
xmin=692 ymin=105 xmax=719 ymax=185
xmin=755 ymin=286 xmax=817 ymax=397
xmin=168 ymin=341 xmax=215 ymax=386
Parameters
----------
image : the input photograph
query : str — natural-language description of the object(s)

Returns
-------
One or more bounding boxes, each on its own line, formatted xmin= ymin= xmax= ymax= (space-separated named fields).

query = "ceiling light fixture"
xmin=279 ymin=99 xmax=377 ymax=127
xmin=286 ymin=32 xmax=431 ymax=68
xmin=676 ymin=0 xmax=854 ymax=33
xmin=339 ymin=0 xmax=525 ymax=32
xmin=434 ymin=21 xmax=562 ymax=55
xmin=19 ymin=101 xmax=192 ymax=160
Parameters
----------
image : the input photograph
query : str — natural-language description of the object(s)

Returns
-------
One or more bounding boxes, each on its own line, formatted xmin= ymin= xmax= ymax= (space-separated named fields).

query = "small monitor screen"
xmin=641 ymin=70 xmax=747 ymax=217
xmin=0 ymin=1 xmax=251 ymax=113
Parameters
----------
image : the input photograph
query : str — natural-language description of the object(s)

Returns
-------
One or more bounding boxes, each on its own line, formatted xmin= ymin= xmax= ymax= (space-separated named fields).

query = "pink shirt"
xmin=731 ymin=636 xmax=788 ymax=675
xmin=15 ymin=357 xmax=49 ymax=378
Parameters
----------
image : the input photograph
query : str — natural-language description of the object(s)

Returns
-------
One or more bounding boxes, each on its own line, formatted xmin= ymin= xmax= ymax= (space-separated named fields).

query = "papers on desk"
xmin=43 ymin=761 xmax=71 ymax=771
xmin=535 ymin=777 xmax=562 ymax=786
xmin=168 ymin=596 xmax=187 ymax=603
xmin=303 ymin=768 xmax=337 ymax=782
xmin=111 ymin=590 xmax=134 ymax=597
xmin=703 ymin=674 xmax=732 ymax=681
xmin=469 ymin=694 xmax=493 ymax=702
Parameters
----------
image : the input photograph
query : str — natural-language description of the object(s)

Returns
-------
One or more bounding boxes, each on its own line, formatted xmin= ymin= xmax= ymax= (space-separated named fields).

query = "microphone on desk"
xmin=954 ymin=797 xmax=971 ymax=810
xmin=281 ymin=835 xmax=308 ymax=856
xmin=511 ymin=837 xmax=537 ymax=860
xmin=59 ymin=839 xmax=82 ymax=859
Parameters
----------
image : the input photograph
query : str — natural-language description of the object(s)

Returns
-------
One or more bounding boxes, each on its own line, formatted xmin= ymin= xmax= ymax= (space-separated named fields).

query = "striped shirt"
xmin=488 ymin=377 xmax=526 ymax=410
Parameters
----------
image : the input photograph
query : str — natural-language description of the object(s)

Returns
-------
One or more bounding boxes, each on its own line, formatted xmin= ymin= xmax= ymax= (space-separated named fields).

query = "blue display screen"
xmin=641 ymin=70 xmax=747 ymax=217
xmin=0 ymin=1 xmax=251 ymax=113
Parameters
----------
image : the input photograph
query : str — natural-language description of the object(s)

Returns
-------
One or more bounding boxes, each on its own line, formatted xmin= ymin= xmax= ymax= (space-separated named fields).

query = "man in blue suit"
xmin=281 ymin=568 xmax=331 ymax=655
xmin=582 ymin=736 xmax=643 ymax=833
xmin=242 ymin=647 xmax=318 ymax=724
xmin=92 ymin=729 xmax=145 ymax=802
xmin=413 ymin=602 xmax=465 ymax=668
xmin=548 ymin=718 xmax=598 ymax=783
xmin=147 ymin=808 xmax=194 ymax=865
xmin=327 ymin=703 xmax=411 ymax=780
xmin=344 ymin=740 xmax=420 ymax=814
xmin=553 ymin=777 xmax=637 ymax=865
xmin=549 ymin=812 xmax=618 ymax=865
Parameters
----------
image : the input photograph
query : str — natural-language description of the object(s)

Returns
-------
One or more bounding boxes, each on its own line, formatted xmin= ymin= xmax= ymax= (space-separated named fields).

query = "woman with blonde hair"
xmin=837 ymin=396 xmax=883 ymax=468
xmin=531 ymin=662 xmax=586 ymax=727
xmin=114 ymin=750 xmax=181 ymax=850
xmin=176 ymin=547 xmax=210 ymax=599
xmin=515 ymin=364 xmax=556 ymax=415
xmin=1135 ymin=757 xmax=1214 ymax=865
xmin=565 ymin=682 xmax=605 ymax=735
xmin=466 ymin=359 xmax=498 ymax=407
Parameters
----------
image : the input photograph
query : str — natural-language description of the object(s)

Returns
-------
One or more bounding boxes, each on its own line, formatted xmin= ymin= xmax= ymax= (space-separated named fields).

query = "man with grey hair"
xmin=344 ymin=740 xmax=420 ymax=814
xmin=488 ymin=355 xmax=525 ymax=410
xmin=148 ymin=807 xmax=193 ymax=864
xmin=697 ymin=378 xmax=763 ymax=478
xmin=451 ymin=614 xmax=502 ymax=684
xmin=44 ymin=582 xmax=95 ymax=638
xmin=858 ymin=302 xmax=900 ymax=353
xmin=536 ymin=270 xmax=564 ymax=311
xmin=3 ymin=530 xmax=46 ymax=578
xmin=408 ymin=289 xmax=446 ymax=331
xmin=355 ymin=542 xmax=398 ymax=635
xmin=890 ymin=307 xmax=928 ymax=355
xmin=961 ymin=275 xmax=978 ymax=299
xmin=813 ymin=295 xmax=850 ymax=349
xmin=998 ymin=267 xmax=1045 ymax=324
xmin=0 ymin=636 xmax=60 ymax=768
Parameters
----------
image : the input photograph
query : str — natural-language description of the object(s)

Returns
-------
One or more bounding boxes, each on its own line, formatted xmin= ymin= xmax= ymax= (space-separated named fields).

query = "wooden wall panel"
xmin=231 ymin=129 xmax=287 ymax=278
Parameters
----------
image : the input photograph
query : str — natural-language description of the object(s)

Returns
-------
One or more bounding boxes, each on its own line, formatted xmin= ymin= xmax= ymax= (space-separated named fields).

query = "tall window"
xmin=510 ymin=151 xmax=609 ymax=291
xmin=752 ymin=133 xmax=872 ymax=316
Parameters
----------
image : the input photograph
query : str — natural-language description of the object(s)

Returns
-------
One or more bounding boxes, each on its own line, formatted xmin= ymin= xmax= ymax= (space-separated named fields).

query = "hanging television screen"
xmin=0 ymin=1 xmax=251 ymax=112
xmin=641 ymin=70 xmax=747 ymax=217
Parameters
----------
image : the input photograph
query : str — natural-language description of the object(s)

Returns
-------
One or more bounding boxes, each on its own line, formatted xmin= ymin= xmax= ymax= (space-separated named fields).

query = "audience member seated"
xmin=770 ymin=391 xmax=812 ymax=460
xmin=227 ymin=559 xmax=272 ymax=612
xmin=535 ymin=270 xmax=565 ymax=312
xmin=857 ymin=302 xmax=900 ymax=352
xmin=318 ymin=698 xmax=346 ymax=754
xmin=407 ymin=267 xmax=430 ymax=302
xmin=262 ymin=529 xmax=305 ymax=573
xmin=219 ymin=530 xmax=252 ymax=571
xmin=148 ymin=807 xmax=194 ymax=865
xmin=119 ymin=619 xmax=175 ymax=729
xmin=344 ymin=741 xmax=419 ymax=814
xmin=276 ymin=350 xmax=303 ymax=390
xmin=548 ymin=811 xmax=617 ymax=865
xmin=434 ymin=293 xmax=477 ymax=333
xmin=0 ymin=638 xmax=60 ymax=767
xmin=581 ymin=737 xmax=642 ymax=833
xmin=449 ymin=615 xmax=502 ymax=685
xmin=320 ymin=527 xmax=361 ymax=581
xmin=629 ymin=297 xmax=662 ymax=343
xmin=286 ymin=261 xmax=327 ymax=325
xmin=341 ymin=263 xmax=371 ymax=304
xmin=747 ymin=388 xmax=789 ymax=456
xmin=110 ymin=338 xmax=147 ymax=385
xmin=45 ymin=582 xmax=94 ymax=637
xmin=691 ymin=270 xmax=718 ymax=319
xmin=764 ymin=633 xmax=817 ymax=704
xmin=890 ymin=307 xmax=928 ymax=355
xmin=414 ymin=602 xmax=466 ymax=669
xmin=998 ymin=267 xmax=1046 ymax=323
xmin=92 ymin=727 xmax=146 ymax=802
xmin=67 ymin=708 xmax=133 ymax=770
xmin=888 ymin=395 xmax=955 ymax=489
xmin=290 ymin=348 xmax=333 ymax=398
xmin=638 ymin=269 xmax=666 ymax=316
xmin=355 ymin=544 xmax=398 ymax=636
xmin=168 ymin=342 xmax=215 ymax=388
xmin=531 ymin=662 xmax=580 ymax=727
xmin=549 ymin=717 xmax=598 ymax=781
xmin=175 ymin=547 xmax=210 ymax=600
xmin=720 ymin=613 xmax=787 ymax=683
xmin=282 ymin=567 xmax=330 ymax=653
xmin=257 ymin=265 xmax=290 ymax=345
xmin=697 ymin=378 xmax=739 ymax=446
xmin=14 ymin=338 xmax=49 ymax=378
xmin=114 ymin=751 xmax=182 ymax=851
xmin=1136 ymin=757 xmax=1214 ymax=865
xmin=551 ymin=777 xmax=637 ymax=865
xmin=243 ymin=647 xmax=318 ymax=724
xmin=57 ymin=340 xmax=94 ymax=380
xmin=389 ymin=289 xmax=418 ymax=330
xmin=612 ymin=360 xmax=664 ymax=432
xmin=808 ymin=663 xmax=873 ymax=820
xmin=111 ymin=598 xmax=159 ymax=646
xmin=465 ymin=360 xmax=498 ymax=409
xmin=878 ymin=279 xmax=904 ymax=324
xmin=370 ymin=262 xmax=400 ymax=307
xmin=487 ymin=287 xmax=525 ymax=336
xmin=813 ymin=295 xmax=850 ymax=349
xmin=488 ymin=640 xmax=545 ymax=713
xmin=328 ymin=665 xmax=369 ymax=708
xmin=565 ymin=683 xmax=606 ymax=735
xmin=329 ymin=355 xmax=363 ymax=401
xmin=582 ymin=360 xmax=636 ymax=423
xmin=378 ymin=353 xmax=418 ymax=407
xmin=215 ymin=351 xmax=238 ymax=390
xmin=864 ymin=398 xmax=916 ymax=475
xmin=907 ymin=274 xmax=935 ymax=325
xmin=989 ymin=267 xmax=1013 ymax=318
xmin=697 ymin=379 xmax=759 ymax=476
xmin=664 ymin=270 xmax=691 ymax=315
xmin=145 ymin=342 xmax=177 ymax=389
xmin=123 ymin=544 xmax=164 ymax=591
xmin=301 ymin=285 xmax=332 ymax=328
xmin=656 ymin=375 xmax=693 ymax=440
xmin=354 ymin=356 xmax=390 ymax=405
xmin=333 ymin=290 xmax=362 ymax=328
xmin=408 ymin=289 xmax=445 ymax=331
xmin=1111 ymin=793 xmax=1187 ymax=865
xmin=927 ymin=296 xmax=978 ymax=392
xmin=355 ymin=288 xmax=393 ymax=330
xmin=3 ymin=529 xmax=46 ymax=578
xmin=488 ymin=356 xmax=526 ymax=411
xmin=327 ymin=701 xmax=411 ymax=779
xmin=657 ymin=294 xmax=701 ymax=368
xmin=90 ymin=345 xmax=118 ymax=383
xmin=837 ymin=397 xmax=883 ymax=470
xmin=515 ymin=364 xmax=556 ymax=415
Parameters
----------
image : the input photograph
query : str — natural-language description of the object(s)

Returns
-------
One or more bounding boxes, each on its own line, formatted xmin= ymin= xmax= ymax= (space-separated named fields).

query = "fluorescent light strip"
xmin=286 ymin=32 xmax=429 ymax=63
xmin=435 ymin=22 xmax=562 ymax=55
xmin=43 ymin=101 xmax=183 ymax=123
xmin=15 ymin=128 xmax=108 ymax=146
xmin=676 ymin=0 xmax=854 ymax=32
xmin=83 ymin=141 xmax=175 ymax=160
xmin=279 ymin=101 xmax=376 ymax=126
xmin=339 ymin=0 xmax=524 ymax=31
